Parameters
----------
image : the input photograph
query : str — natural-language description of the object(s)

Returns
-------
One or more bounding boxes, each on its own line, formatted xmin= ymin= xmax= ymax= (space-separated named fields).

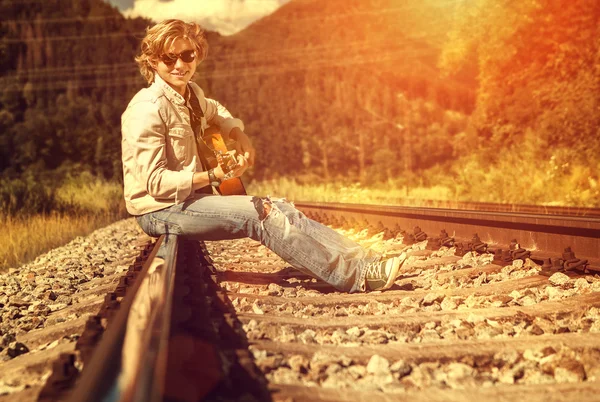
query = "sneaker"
xmin=364 ymin=253 xmax=407 ymax=291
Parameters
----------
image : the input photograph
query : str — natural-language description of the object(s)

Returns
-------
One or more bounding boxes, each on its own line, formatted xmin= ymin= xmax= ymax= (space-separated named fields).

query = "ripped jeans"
xmin=135 ymin=194 xmax=380 ymax=292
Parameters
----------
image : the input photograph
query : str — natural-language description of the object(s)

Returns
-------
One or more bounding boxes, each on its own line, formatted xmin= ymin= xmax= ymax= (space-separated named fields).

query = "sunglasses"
xmin=159 ymin=49 xmax=196 ymax=65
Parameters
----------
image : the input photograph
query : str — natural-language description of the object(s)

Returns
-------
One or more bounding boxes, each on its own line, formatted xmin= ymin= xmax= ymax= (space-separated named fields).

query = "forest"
xmin=0 ymin=0 xmax=598 ymax=215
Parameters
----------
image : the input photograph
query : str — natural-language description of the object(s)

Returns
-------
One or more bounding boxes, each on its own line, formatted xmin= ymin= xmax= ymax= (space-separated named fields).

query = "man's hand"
xmin=215 ymin=153 xmax=248 ymax=179
xmin=230 ymin=127 xmax=256 ymax=167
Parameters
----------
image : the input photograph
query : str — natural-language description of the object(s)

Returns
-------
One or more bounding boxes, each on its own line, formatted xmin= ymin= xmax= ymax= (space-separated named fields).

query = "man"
xmin=121 ymin=19 xmax=406 ymax=292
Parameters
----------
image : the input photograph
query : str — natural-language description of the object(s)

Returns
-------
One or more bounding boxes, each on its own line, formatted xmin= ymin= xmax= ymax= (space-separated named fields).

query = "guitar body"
xmin=202 ymin=127 xmax=247 ymax=196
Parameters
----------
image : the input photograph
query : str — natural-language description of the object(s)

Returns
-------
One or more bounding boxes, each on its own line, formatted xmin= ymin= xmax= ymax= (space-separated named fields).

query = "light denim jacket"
xmin=121 ymin=75 xmax=244 ymax=215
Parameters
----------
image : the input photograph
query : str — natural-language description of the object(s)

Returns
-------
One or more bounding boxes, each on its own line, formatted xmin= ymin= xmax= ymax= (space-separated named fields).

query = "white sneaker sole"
xmin=382 ymin=252 xmax=407 ymax=290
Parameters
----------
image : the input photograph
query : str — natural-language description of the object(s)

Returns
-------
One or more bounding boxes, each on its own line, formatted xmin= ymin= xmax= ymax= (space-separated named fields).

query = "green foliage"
xmin=440 ymin=0 xmax=599 ymax=153
xmin=449 ymin=151 xmax=600 ymax=208
xmin=0 ymin=0 xmax=149 ymax=182
xmin=55 ymin=169 xmax=124 ymax=214
xmin=0 ymin=173 xmax=56 ymax=215
xmin=0 ymin=0 xmax=597 ymax=210
xmin=204 ymin=0 xmax=476 ymax=183
xmin=0 ymin=168 xmax=125 ymax=216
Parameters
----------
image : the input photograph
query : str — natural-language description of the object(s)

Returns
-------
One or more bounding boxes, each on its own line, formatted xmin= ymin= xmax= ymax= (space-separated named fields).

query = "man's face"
xmin=154 ymin=37 xmax=198 ymax=96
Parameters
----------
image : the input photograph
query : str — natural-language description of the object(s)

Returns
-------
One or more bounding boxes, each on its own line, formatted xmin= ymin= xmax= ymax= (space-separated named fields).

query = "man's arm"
xmin=192 ymin=84 xmax=256 ymax=166
xmin=191 ymin=153 xmax=249 ymax=190
xmin=229 ymin=127 xmax=256 ymax=167
xmin=122 ymin=101 xmax=194 ymax=203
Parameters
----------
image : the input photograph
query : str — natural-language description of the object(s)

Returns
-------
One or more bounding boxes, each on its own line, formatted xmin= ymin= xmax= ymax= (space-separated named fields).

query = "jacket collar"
xmin=152 ymin=74 xmax=188 ymax=106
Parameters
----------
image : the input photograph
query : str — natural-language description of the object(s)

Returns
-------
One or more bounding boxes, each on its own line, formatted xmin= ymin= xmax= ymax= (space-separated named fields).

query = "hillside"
xmin=0 ymin=0 xmax=597 ymax=208
xmin=0 ymin=0 xmax=151 ymax=181
xmin=0 ymin=0 xmax=475 ymax=184
xmin=200 ymin=0 xmax=477 ymax=181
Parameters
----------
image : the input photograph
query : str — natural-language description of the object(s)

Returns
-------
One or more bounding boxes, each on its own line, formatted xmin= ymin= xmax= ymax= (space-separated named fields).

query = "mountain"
xmin=0 ymin=0 xmax=475 ymax=183
xmin=199 ymin=0 xmax=476 ymax=180
xmin=0 ymin=0 xmax=151 ymax=178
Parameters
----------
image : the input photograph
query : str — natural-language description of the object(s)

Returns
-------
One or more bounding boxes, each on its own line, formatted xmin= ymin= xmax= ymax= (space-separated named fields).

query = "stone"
xmin=346 ymin=326 xmax=363 ymax=338
xmin=554 ymin=366 xmax=585 ymax=383
xmin=423 ymin=321 xmax=437 ymax=330
xmin=0 ymin=383 xmax=27 ymax=395
xmin=474 ymin=322 xmax=502 ymax=338
xmin=256 ymin=353 xmax=285 ymax=373
xmin=517 ymin=295 xmax=537 ymax=306
xmin=486 ymin=319 xmax=502 ymax=329
xmin=251 ymin=301 xmax=265 ymax=315
xmin=473 ymin=272 xmax=487 ymax=287
xmin=440 ymin=297 xmax=458 ymax=311
xmin=422 ymin=292 xmax=445 ymax=306
xmin=548 ymin=272 xmax=570 ymax=286
xmin=545 ymin=286 xmax=563 ymax=300
xmin=466 ymin=313 xmax=485 ymax=324
xmin=444 ymin=362 xmax=474 ymax=387
xmin=494 ymin=349 xmax=519 ymax=366
xmin=1 ymin=333 xmax=16 ymax=347
xmin=288 ymin=354 xmax=309 ymax=373
xmin=8 ymin=298 xmax=31 ymax=308
xmin=348 ymin=364 xmax=367 ymax=380
xmin=47 ymin=303 xmax=69 ymax=312
xmin=310 ymin=351 xmax=352 ymax=378
xmin=463 ymin=294 xmax=483 ymax=308
xmin=366 ymin=354 xmax=390 ymax=375
xmin=420 ymin=329 xmax=440 ymax=342
xmin=267 ymin=283 xmax=284 ymax=296
xmin=544 ymin=355 xmax=586 ymax=383
xmin=297 ymin=329 xmax=316 ymax=344
xmin=330 ymin=329 xmax=349 ymax=345
xmin=362 ymin=329 xmax=389 ymax=344
xmin=32 ymin=284 xmax=51 ymax=297
xmin=7 ymin=342 xmax=29 ymax=358
xmin=520 ymin=368 xmax=555 ymax=385
xmin=268 ymin=367 xmax=301 ymax=385
xmin=455 ymin=325 xmax=474 ymax=340
xmin=574 ymin=278 xmax=590 ymax=290
xmin=42 ymin=290 xmax=58 ymax=301
xmin=579 ymin=349 xmax=600 ymax=381
xmin=402 ymin=363 xmax=436 ymax=388
xmin=55 ymin=295 xmax=73 ymax=305
xmin=390 ymin=360 xmax=412 ymax=378
xmin=323 ymin=363 xmax=344 ymax=378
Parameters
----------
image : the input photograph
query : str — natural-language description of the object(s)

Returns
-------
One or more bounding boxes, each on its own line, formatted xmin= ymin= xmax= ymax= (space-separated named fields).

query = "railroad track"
xmin=10 ymin=201 xmax=600 ymax=401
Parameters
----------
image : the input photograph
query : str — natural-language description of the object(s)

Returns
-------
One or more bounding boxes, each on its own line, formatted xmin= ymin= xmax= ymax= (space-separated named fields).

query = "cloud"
xmin=105 ymin=0 xmax=135 ymax=9
xmin=121 ymin=0 xmax=289 ymax=35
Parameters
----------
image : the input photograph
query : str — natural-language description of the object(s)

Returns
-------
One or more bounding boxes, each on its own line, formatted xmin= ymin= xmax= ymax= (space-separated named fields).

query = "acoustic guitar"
xmin=200 ymin=126 xmax=247 ymax=196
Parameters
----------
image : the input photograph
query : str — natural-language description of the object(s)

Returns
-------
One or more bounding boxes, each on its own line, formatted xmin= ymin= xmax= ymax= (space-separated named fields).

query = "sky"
xmin=104 ymin=0 xmax=291 ymax=35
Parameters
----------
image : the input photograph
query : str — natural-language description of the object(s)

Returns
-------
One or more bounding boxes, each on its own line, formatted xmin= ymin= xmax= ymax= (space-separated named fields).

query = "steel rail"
xmin=59 ymin=201 xmax=599 ymax=400
xmin=66 ymin=234 xmax=179 ymax=402
xmin=348 ymin=199 xmax=600 ymax=218
xmin=294 ymin=201 xmax=600 ymax=262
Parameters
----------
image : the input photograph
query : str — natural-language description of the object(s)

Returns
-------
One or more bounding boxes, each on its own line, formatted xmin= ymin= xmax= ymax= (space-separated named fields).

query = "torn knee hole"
xmin=255 ymin=196 xmax=275 ymax=222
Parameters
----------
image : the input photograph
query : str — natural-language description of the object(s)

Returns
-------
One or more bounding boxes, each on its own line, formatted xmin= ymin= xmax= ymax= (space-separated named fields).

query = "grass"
xmin=246 ymin=157 xmax=600 ymax=208
xmin=55 ymin=172 xmax=125 ymax=214
xmin=247 ymin=139 xmax=600 ymax=209
xmin=1 ymin=212 xmax=118 ymax=272
xmin=3 ymin=144 xmax=597 ymax=272
xmin=247 ymin=178 xmax=456 ymax=206
xmin=0 ymin=173 xmax=126 ymax=272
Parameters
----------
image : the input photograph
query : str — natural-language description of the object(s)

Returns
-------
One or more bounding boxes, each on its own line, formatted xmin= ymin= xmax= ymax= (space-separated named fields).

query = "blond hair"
xmin=135 ymin=19 xmax=208 ymax=85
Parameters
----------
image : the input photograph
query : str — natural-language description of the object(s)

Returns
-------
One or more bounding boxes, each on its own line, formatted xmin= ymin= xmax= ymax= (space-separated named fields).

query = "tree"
xmin=440 ymin=0 xmax=600 ymax=157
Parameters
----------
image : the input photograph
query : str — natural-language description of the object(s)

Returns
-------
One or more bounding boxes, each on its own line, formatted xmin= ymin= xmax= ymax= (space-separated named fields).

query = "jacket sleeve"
xmin=193 ymin=84 xmax=245 ymax=134
xmin=122 ymin=100 xmax=194 ymax=204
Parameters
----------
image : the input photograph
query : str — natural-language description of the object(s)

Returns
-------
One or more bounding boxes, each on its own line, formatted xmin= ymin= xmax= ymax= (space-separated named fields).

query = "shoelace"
xmin=364 ymin=260 xmax=383 ymax=279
